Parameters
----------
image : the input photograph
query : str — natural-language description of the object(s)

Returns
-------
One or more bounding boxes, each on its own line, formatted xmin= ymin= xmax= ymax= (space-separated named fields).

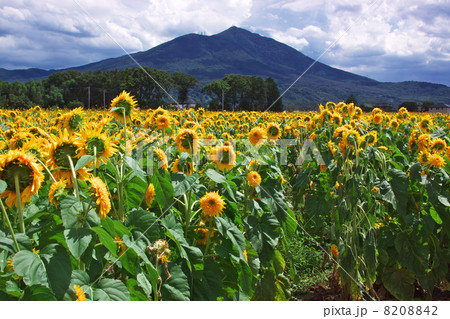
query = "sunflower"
xmin=246 ymin=171 xmax=262 ymax=187
xmin=389 ymin=119 xmax=399 ymax=130
xmin=154 ymin=148 xmax=169 ymax=170
xmin=0 ymin=150 xmax=44 ymax=208
xmin=73 ymin=285 xmax=86 ymax=301
xmin=372 ymin=186 xmax=379 ymax=194
xmin=47 ymin=129 xmax=89 ymax=185
xmin=248 ymin=159 xmax=259 ymax=171
xmin=431 ymin=139 xmax=447 ymax=154
xmin=417 ymin=151 xmax=429 ymax=165
xmin=419 ymin=117 xmax=432 ymax=132
xmin=212 ymin=145 xmax=236 ymax=171
xmin=195 ymin=221 xmax=215 ymax=245
xmin=171 ymin=157 xmax=193 ymax=176
xmin=199 ymin=191 xmax=226 ymax=219
xmin=266 ymin=123 xmax=282 ymax=140
xmin=176 ymin=129 xmax=199 ymax=154
xmin=89 ymin=176 xmax=111 ymax=219
xmin=48 ymin=178 xmax=69 ymax=206
xmin=417 ymin=134 xmax=431 ymax=153
xmin=155 ymin=114 xmax=171 ymax=130
xmin=109 ymin=90 xmax=137 ymax=122
xmin=428 ymin=153 xmax=446 ymax=168
xmin=248 ymin=127 xmax=266 ymax=146
xmin=372 ymin=113 xmax=383 ymax=124
xmin=145 ymin=183 xmax=155 ymax=206
xmin=362 ymin=131 xmax=378 ymax=146
xmin=61 ymin=108 xmax=84 ymax=132
xmin=75 ymin=124 xmax=117 ymax=166
xmin=331 ymin=113 xmax=342 ymax=125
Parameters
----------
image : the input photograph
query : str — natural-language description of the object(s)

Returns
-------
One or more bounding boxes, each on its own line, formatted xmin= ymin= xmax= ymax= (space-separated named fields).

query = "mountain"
xmin=1 ymin=26 xmax=449 ymax=107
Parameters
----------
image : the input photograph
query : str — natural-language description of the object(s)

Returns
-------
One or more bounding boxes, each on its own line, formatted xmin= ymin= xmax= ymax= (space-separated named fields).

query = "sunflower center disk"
xmin=1 ymin=161 xmax=33 ymax=192
xmin=69 ymin=114 xmax=83 ymax=131
xmin=86 ymin=137 xmax=106 ymax=155
xmin=55 ymin=143 xmax=78 ymax=168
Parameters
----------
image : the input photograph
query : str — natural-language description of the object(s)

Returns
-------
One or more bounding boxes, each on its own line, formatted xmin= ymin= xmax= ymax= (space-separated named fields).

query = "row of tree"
xmin=0 ymin=67 xmax=283 ymax=111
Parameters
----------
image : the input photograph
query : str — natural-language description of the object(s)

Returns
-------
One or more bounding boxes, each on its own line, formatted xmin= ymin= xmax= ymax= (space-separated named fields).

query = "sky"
xmin=0 ymin=0 xmax=449 ymax=85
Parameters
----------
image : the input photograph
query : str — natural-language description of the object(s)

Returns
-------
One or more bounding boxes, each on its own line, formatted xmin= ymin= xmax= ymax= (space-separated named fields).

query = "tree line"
xmin=0 ymin=67 xmax=283 ymax=111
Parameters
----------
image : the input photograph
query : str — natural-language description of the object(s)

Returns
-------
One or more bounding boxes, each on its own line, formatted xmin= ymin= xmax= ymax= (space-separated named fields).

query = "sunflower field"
xmin=0 ymin=91 xmax=449 ymax=301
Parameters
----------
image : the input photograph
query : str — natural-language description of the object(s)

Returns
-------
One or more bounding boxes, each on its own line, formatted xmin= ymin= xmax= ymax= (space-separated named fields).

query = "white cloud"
xmin=0 ymin=0 xmax=448 ymax=85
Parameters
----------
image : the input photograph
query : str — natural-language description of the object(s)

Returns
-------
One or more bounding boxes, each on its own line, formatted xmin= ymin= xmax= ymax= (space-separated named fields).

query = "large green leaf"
xmin=136 ymin=272 xmax=156 ymax=300
xmin=394 ymin=231 xmax=428 ymax=276
xmin=205 ymin=168 xmax=227 ymax=183
xmin=125 ymin=208 xmax=160 ymax=240
xmin=161 ymin=215 xmax=203 ymax=270
xmin=13 ymin=251 xmax=48 ymax=287
xmin=215 ymin=217 xmax=247 ymax=262
xmin=152 ymin=169 xmax=174 ymax=210
xmin=64 ymin=270 xmax=92 ymax=301
xmin=60 ymin=196 xmax=84 ymax=228
xmin=40 ymin=244 xmax=72 ymax=300
xmin=21 ymin=285 xmax=57 ymax=301
xmin=91 ymin=226 xmax=118 ymax=257
xmin=382 ymin=267 xmax=415 ymax=300
xmin=388 ymin=169 xmax=409 ymax=215
xmin=93 ymin=278 xmax=130 ymax=301
xmin=192 ymin=258 xmax=223 ymax=301
xmin=0 ymin=180 xmax=7 ymax=194
xmin=74 ymin=155 xmax=95 ymax=171
xmin=172 ymin=173 xmax=198 ymax=196
xmin=160 ymin=263 xmax=190 ymax=301
xmin=244 ymin=214 xmax=280 ymax=263
xmin=124 ymin=174 xmax=148 ymax=209
xmin=64 ymin=228 xmax=93 ymax=259
xmin=0 ymin=233 xmax=32 ymax=254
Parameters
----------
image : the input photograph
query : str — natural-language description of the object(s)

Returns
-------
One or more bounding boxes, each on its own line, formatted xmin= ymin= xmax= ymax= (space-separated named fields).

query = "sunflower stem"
xmin=14 ymin=174 xmax=25 ymax=233
xmin=184 ymin=190 xmax=192 ymax=237
xmin=36 ymin=158 xmax=57 ymax=183
xmin=67 ymin=156 xmax=80 ymax=200
xmin=93 ymin=146 xmax=97 ymax=177
xmin=123 ymin=109 xmax=128 ymax=156
xmin=0 ymin=199 xmax=20 ymax=252
xmin=204 ymin=218 xmax=214 ymax=256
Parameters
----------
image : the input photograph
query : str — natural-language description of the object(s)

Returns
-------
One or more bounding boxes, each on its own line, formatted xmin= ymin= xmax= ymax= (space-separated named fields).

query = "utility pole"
xmin=88 ymin=86 xmax=91 ymax=108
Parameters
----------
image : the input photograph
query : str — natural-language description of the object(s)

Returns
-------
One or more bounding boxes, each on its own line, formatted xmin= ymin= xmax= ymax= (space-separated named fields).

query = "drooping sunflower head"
xmin=153 ymin=148 xmax=168 ymax=170
xmin=417 ymin=134 xmax=431 ymax=153
xmin=213 ymin=145 xmax=236 ymax=171
xmin=266 ymin=123 xmax=282 ymax=140
xmin=362 ymin=131 xmax=378 ymax=146
xmin=176 ymin=129 xmax=199 ymax=154
xmin=389 ymin=119 xmax=399 ymax=130
xmin=417 ymin=151 xmax=429 ymax=165
xmin=372 ymin=113 xmax=383 ymax=124
xmin=248 ymin=127 xmax=267 ymax=146
xmin=419 ymin=117 xmax=432 ymax=132
xmin=62 ymin=108 xmax=84 ymax=132
xmin=75 ymin=124 xmax=117 ymax=166
xmin=199 ymin=191 xmax=226 ymax=219
xmin=145 ymin=183 xmax=155 ymax=206
xmin=430 ymin=138 xmax=447 ymax=154
xmin=49 ymin=178 xmax=69 ymax=207
xmin=171 ymin=156 xmax=193 ymax=176
xmin=0 ymin=150 xmax=44 ymax=208
xmin=110 ymin=90 xmax=137 ymax=122
xmin=89 ymin=176 xmax=111 ymax=220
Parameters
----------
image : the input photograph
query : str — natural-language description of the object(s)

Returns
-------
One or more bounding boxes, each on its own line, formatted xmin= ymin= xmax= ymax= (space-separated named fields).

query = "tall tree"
xmin=265 ymin=77 xmax=283 ymax=112
xmin=172 ymin=72 xmax=198 ymax=105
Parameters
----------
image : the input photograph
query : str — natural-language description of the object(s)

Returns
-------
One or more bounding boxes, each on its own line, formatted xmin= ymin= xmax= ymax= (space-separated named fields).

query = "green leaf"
xmin=74 ymin=155 xmax=95 ymax=171
xmin=125 ymin=208 xmax=160 ymax=240
xmin=119 ymin=247 xmax=139 ymax=276
xmin=363 ymin=229 xmax=377 ymax=283
xmin=161 ymin=215 xmax=203 ymax=270
xmin=64 ymin=228 xmax=93 ymax=259
xmin=93 ymin=278 xmax=130 ymax=301
xmin=13 ymin=251 xmax=48 ymax=287
xmin=205 ymin=168 xmax=227 ymax=183
xmin=172 ymin=173 xmax=198 ymax=197
xmin=192 ymin=258 xmax=223 ymax=301
xmin=127 ymin=278 xmax=148 ymax=301
xmin=0 ymin=233 xmax=32 ymax=253
xmin=388 ymin=169 xmax=409 ymax=215
xmin=409 ymin=162 xmax=423 ymax=183
xmin=136 ymin=273 xmax=154 ymax=300
xmin=272 ymin=250 xmax=285 ymax=275
xmin=160 ymin=263 xmax=190 ymax=301
xmin=215 ymin=217 xmax=247 ymax=262
xmin=152 ymin=169 xmax=174 ymax=210
xmin=91 ymin=226 xmax=118 ymax=257
xmin=0 ymin=180 xmax=7 ymax=194
xmin=394 ymin=231 xmax=428 ymax=276
xmin=60 ymin=196 xmax=84 ymax=228
xmin=124 ymin=155 xmax=146 ymax=180
xmin=40 ymin=244 xmax=72 ymax=300
xmin=124 ymin=174 xmax=148 ymax=209
xmin=382 ymin=267 xmax=415 ymax=300
xmin=244 ymin=214 xmax=280 ymax=263
xmin=21 ymin=286 xmax=57 ymax=301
